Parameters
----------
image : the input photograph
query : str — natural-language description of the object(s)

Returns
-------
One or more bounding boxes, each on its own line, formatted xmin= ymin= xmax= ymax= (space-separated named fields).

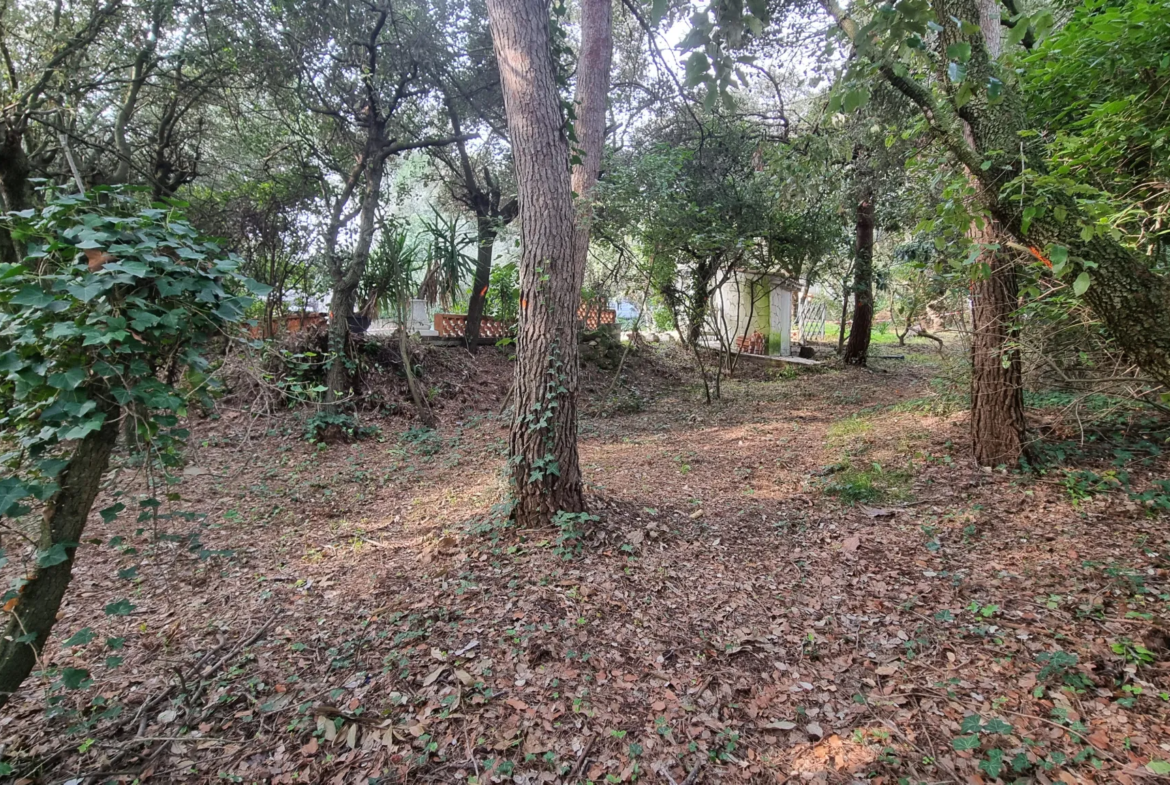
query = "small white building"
xmin=708 ymin=272 xmax=799 ymax=356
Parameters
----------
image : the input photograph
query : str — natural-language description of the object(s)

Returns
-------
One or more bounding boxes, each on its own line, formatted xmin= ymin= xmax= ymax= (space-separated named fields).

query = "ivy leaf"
xmin=100 ymin=502 xmax=126 ymax=523
xmin=65 ymin=278 xmax=110 ymax=302
xmin=946 ymin=42 xmax=971 ymax=62
xmin=948 ymin=62 xmax=967 ymax=83
xmin=36 ymin=541 xmax=77 ymax=568
xmin=10 ymin=285 xmax=57 ymax=308
xmin=1073 ymin=272 xmax=1091 ymax=296
xmin=48 ymin=366 xmax=87 ymax=390
xmin=952 ymin=735 xmax=981 ymax=751
xmin=960 ymin=715 xmax=983 ymax=734
xmin=104 ymin=599 xmax=136 ymax=616
xmin=1147 ymin=761 xmax=1170 ymax=775
xmin=63 ymin=627 xmax=97 ymax=647
xmin=58 ymin=413 xmax=107 ymax=440
xmin=979 ymin=748 xmax=1004 ymax=778
xmin=982 ymin=717 xmax=1013 ymax=734
xmin=987 ymin=77 xmax=1003 ymax=101
xmin=60 ymin=667 xmax=93 ymax=689
xmin=0 ymin=477 xmax=31 ymax=516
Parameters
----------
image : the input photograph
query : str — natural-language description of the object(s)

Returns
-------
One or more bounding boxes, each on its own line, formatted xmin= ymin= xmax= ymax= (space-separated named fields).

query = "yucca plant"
xmin=417 ymin=208 xmax=475 ymax=309
xmin=359 ymin=226 xmax=421 ymax=320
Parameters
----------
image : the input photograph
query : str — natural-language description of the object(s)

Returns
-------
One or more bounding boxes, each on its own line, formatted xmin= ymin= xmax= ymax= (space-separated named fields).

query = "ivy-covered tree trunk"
xmin=0 ymin=401 xmax=120 ymax=709
xmin=487 ymin=0 xmax=586 ymax=524
xmin=464 ymin=217 xmax=498 ymax=353
xmin=843 ymin=190 xmax=874 ymax=366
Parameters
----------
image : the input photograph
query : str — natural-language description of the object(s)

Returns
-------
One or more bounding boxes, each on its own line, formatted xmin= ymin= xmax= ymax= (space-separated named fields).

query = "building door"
xmin=769 ymin=287 xmax=791 ymax=356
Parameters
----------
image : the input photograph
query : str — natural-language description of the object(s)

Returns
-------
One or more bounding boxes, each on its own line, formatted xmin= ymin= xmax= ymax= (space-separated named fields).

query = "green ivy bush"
xmin=0 ymin=186 xmax=267 ymax=708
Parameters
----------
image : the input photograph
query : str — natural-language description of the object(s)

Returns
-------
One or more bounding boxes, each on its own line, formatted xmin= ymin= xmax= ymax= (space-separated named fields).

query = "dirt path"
xmin=3 ymin=347 xmax=1168 ymax=784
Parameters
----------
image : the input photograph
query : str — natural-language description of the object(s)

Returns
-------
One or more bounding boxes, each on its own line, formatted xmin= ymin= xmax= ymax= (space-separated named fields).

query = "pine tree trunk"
xmin=568 ymin=0 xmax=613 ymax=286
xmin=464 ymin=217 xmax=498 ymax=353
xmin=0 ymin=401 xmax=121 ymax=708
xmin=843 ymin=191 xmax=874 ymax=366
xmin=969 ymin=240 xmax=1027 ymax=467
xmin=487 ymin=0 xmax=585 ymax=525
xmin=961 ymin=0 xmax=1026 ymax=468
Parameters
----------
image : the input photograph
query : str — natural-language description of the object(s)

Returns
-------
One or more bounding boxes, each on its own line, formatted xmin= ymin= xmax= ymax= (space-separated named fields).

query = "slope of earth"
xmin=2 ymin=341 xmax=1169 ymax=785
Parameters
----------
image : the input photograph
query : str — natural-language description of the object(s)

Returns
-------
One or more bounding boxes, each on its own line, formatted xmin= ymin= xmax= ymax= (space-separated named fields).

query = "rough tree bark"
xmin=568 ymin=0 xmax=614 ymax=288
xmin=843 ymin=188 xmax=875 ymax=366
xmin=969 ymin=238 xmax=1027 ymax=466
xmin=487 ymin=0 xmax=586 ymax=524
xmin=966 ymin=0 xmax=1026 ymax=467
xmin=0 ymin=400 xmax=120 ymax=708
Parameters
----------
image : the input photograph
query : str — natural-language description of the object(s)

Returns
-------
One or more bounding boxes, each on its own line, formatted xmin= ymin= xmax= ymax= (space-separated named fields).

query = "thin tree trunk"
xmin=568 ymin=0 xmax=614 ymax=288
xmin=487 ymin=0 xmax=585 ymax=525
xmin=464 ymin=217 xmax=497 ymax=352
xmin=837 ymin=276 xmax=850 ymax=354
xmin=0 ymin=400 xmax=121 ymax=708
xmin=843 ymin=189 xmax=875 ymax=366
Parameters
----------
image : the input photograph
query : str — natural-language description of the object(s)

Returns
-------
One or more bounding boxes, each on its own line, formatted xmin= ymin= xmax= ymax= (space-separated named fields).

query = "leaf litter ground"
xmin=2 ymin=341 xmax=1169 ymax=784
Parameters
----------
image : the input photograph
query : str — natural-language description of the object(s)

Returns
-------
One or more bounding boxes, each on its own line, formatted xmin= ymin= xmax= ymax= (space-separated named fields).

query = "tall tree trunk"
xmin=464 ymin=217 xmax=498 ymax=352
xmin=568 ymin=0 xmax=614 ymax=287
xmin=487 ymin=0 xmax=586 ymax=524
xmin=843 ymin=189 xmax=875 ymax=365
xmin=0 ymin=400 xmax=120 ymax=708
xmin=970 ymin=240 xmax=1026 ymax=467
xmin=965 ymin=0 xmax=1025 ymax=468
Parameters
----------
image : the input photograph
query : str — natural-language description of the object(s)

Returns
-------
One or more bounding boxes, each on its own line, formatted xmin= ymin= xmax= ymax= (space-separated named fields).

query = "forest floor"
xmin=3 ymin=336 xmax=1170 ymax=785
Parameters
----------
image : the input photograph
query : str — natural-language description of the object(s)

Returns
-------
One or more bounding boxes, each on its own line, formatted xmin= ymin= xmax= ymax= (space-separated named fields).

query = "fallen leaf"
xmin=760 ymin=720 xmax=797 ymax=730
